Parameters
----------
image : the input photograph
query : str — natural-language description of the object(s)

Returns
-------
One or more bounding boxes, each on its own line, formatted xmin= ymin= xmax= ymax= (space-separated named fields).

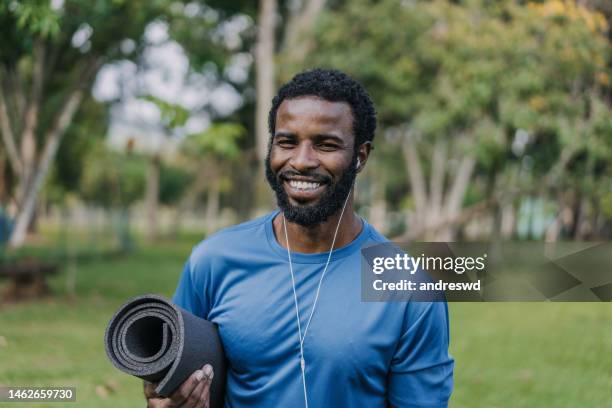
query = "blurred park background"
xmin=0 ymin=0 xmax=611 ymax=407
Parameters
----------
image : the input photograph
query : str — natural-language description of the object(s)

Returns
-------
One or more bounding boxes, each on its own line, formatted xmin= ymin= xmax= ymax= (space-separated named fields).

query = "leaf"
xmin=183 ymin=123 xmax=245 ymax=159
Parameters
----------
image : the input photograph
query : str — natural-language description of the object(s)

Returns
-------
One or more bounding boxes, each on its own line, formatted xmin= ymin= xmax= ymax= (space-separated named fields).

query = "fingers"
xmin=147 ymin=397 xmax=168 ymax=408
xmin=197 ymin=366 xmax=214 ymax=408
xmin=144 ymin=365 xmax=214 ymax=408
xmin=144 ymin=380 xmax=159 ymax=399
xmin=168 ymin=367 xmax=206 ymax=406
xmin=144 ymin=381 xmax=169 ymax=408
xmin=186 ymin=365 xmax=214 ymax=408
xmin=167 ymin=364 xmax=213 ymax=408
xmin=200 ymin=367 xmax=215 ymax=408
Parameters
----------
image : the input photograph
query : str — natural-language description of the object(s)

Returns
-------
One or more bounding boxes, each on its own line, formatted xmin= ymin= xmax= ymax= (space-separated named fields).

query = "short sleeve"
xmin=387 ymin=301 xmax=454 ymax=408
xmin=172 ymin=258 xmax=207 ymax=318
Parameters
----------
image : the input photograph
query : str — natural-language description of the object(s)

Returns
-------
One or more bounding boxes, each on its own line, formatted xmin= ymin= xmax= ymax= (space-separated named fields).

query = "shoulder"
xmin=361 ymin=221 xmax=403 ymax=258
xmin=188 ymin=211 xmax=276 ymax=269
xmin=363 ymin=221 xmax=391 ymax=245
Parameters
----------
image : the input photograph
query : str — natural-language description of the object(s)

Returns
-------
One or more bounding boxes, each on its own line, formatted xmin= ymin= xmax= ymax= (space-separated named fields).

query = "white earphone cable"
xmin=282 ymin=186 xmax=352 ymax=408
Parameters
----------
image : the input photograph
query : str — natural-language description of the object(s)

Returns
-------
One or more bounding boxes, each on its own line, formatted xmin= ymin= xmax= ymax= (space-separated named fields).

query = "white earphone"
xmin=356 ymin=158 xmax=361 ymax=169
xmin=283 ymin=185 xmax=354 ymax=408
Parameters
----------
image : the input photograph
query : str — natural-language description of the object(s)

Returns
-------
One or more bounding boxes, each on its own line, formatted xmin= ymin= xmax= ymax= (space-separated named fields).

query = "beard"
xmin=265 ymin=152 xmax=358 ymax=227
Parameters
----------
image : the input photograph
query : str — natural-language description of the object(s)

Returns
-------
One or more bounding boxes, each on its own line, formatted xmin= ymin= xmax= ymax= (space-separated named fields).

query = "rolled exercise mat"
xmin=104 ymin=294 xmax=226 ymax=407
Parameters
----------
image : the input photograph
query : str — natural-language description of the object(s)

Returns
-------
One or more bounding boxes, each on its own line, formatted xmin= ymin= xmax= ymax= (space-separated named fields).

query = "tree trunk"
xmin=369 ymin=166 xmax=387 ymax=233
xmin=255 ymin=0 xmax=277 ymax=164
xmin=205 ymin=178 xmax=220 ymax=232
xmin=489 ymin=198 xmax=503 ymax=260
xmin=437 ymin=155 xmax=475 ymax=240
xmin=0 ymin=80 xmax=22 ymax=177
xmin=145 ymin=154 xmax=161 ymax=241
xmin=428 ymin=140 xmax=447 ymax=227
xmin=402 ymin=130 xmax=427 ymax=231
xmin=573 ymin=196 xmax=589 ymax=240
xmin=0 ymin=152 xmax=5 ymax=203
xmin=401 ymin=128 xmax=476 ymax=241
xmin=444 ymin=156 xmax=475 ymax=218
xmin=282 ymin=0 xmax=326 ymax=62
xmin=9 ymin=88 xmax=85 ymax=248
xmin=254 ymin=0 xmax=278 ymax=210
xmin=501 ymin=203 xmax=515 ymax=239
xmin=170 ymin=164 xmax=210 ymax=237
xmin=8 ymin=55 xmax=103 ymax=248
xmin=18 ymin=40 xmax=46 ymax=204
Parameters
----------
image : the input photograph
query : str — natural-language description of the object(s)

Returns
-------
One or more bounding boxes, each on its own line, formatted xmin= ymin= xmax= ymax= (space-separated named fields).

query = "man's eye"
xmin=276 ymin=139 xmax=295 ymax=147
xmin=318 ymin=143 xmax=339 ymax=150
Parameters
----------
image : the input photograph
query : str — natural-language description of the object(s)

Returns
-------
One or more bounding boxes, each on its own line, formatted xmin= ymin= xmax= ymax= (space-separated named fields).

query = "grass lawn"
xmin=0 ymin=233 xmax=610 ymax=407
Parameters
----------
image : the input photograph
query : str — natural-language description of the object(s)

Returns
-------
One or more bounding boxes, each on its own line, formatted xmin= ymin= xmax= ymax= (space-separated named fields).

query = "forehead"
xmin=275 ymin=96 xmax=353 ymax=134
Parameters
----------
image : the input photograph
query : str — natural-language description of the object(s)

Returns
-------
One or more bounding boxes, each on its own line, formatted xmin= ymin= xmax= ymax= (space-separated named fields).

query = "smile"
xmin=288 ymin=180 xmax=321 ymax=190
xmin=283 ymin=178 xmax=327 ymax=201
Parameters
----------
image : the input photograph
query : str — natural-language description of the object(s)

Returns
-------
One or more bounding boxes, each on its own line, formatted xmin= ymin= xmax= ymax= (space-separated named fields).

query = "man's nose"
xmin=290 ymin=143 xmax=319 ymax=172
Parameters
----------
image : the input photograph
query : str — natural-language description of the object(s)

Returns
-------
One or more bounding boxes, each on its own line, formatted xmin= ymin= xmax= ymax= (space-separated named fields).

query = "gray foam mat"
xmin=104 ymin=294 xmax=226 ymax=407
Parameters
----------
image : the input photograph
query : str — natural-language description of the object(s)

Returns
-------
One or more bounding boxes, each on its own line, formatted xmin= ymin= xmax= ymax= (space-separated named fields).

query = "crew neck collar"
xmin=265 ymin=210 xmax=370 ymax=264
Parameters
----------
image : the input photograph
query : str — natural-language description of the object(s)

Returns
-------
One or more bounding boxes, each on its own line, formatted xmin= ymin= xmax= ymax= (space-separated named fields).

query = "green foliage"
xmin=49 ymin=98 xmax=110 ymax=201
xmin=372 ymin=140 xmax=408 ymax=210
xmin=304 ymin=0 xmax=610 ymax=158
xmin=182 ymin=123 xmax=245 ymax=159
xmin=600 ymin=191 xmax=612 ymax=220
xmin=79 ymin=145 xmax=147 ymax=207
xmin=159 ymin=163 xmax=192 ymax=205
xmin=7 ymin=0 xmax=61 ymax=38
xmin=142 ymin=96 xmax=190 ymax=130
xmin=168 ymin=3 xmax=239 ymax=73
xmin=1 ymin=0 xmax=177 ymax=64
xmin=78 ymin=145 xmax=193 ymax=208
xmin=297 ymin=0 xmax=612 ymax=225
xmin=0 ymin=0 xmax=192 ymax=217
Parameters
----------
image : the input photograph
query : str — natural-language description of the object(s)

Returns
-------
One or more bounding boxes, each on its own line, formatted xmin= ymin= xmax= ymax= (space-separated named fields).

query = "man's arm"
xmin=386 ymin=301 xmax=454 ymax=408
xmin=144 ymin=364 xmax=213 ymax=408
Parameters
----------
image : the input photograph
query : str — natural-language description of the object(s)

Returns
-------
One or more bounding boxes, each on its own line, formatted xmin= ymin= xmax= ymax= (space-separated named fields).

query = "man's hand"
xmin=144 ymin=364 xmax=214 ymax=408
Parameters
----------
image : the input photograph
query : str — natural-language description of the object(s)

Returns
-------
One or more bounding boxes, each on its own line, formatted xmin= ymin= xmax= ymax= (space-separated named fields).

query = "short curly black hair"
xmin=268 ymin=68 xmax=377 ymax=150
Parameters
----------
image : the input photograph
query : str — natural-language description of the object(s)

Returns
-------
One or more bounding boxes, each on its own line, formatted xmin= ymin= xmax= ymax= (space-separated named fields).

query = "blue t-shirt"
xmin=173 ymin=211 xmax=454 ymax=407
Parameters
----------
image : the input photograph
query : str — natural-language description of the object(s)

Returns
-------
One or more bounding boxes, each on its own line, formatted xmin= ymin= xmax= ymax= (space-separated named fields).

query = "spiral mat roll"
xmin=104 ymin=294 xmax=226 ymax=407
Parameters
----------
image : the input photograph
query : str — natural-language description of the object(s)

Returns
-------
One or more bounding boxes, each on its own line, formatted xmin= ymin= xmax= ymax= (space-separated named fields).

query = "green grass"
xmin=0 ymin=234 xmax=198 ymax=408
xmin=0 ymin=234 xmax=611 ymax=407
xmin=449 ymin=303 xmax=612 ymax=407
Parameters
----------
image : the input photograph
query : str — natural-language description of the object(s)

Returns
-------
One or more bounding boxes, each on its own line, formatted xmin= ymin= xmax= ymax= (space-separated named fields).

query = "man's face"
xmin=265 ymin=96 xmax=358 ymax=227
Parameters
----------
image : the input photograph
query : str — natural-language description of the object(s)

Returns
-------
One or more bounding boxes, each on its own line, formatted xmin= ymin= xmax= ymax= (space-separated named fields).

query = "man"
xmin=145 ymin=69 xmax=454 ymax=407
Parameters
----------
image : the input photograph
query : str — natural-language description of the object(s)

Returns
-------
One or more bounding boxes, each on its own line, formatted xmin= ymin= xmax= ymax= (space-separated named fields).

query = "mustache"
xmin=278 ymin=170 xmax=332 ymax=184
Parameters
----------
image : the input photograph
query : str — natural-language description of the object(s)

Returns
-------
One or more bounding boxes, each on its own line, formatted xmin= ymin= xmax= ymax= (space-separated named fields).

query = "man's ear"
xmin=356 ymin=142 xmax=373 ymax=173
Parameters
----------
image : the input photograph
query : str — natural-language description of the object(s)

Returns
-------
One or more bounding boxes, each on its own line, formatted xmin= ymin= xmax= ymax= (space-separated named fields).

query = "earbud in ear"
xmin=356 ymin=158 xmax=361 ymax=170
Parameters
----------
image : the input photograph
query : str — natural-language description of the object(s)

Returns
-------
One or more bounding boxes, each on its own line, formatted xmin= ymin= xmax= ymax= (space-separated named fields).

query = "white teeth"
xmin=289 ymin=180 xmax=321 ymax=190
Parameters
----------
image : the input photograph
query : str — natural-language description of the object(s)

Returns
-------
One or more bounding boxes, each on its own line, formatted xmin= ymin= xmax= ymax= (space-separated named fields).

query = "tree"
xmin=0 ymin=0 xmax=177 ymax=247
xmin=302 ymin=0 xmax=610 ymax=240
xmin=138 ymin=96 xmax=190 ymax=241
xmin=167 ymin=1 xmax=332 ymax=212
xmin=79 ymin=144 xmax=147 ymax=209
xmin=174 ymin=122 xmax=244 ymax=232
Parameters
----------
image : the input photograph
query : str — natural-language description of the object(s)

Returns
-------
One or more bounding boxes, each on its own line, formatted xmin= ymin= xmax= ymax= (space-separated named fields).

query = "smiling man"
xmin=145 ymin=69 xmax=454 ymax=408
